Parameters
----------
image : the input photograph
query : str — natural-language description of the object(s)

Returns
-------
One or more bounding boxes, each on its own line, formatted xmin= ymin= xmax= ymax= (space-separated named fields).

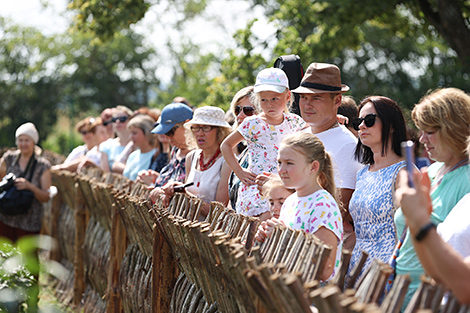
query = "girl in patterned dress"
xmin=255 ymin=132 xmax=343 ymax=281
xmin=221 ymin=68 xmax=306 ymax=220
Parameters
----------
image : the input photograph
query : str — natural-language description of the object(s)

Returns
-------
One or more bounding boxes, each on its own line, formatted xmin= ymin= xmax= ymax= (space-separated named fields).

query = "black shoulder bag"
xmin=0 ymin=155 xmax=38 ymax=216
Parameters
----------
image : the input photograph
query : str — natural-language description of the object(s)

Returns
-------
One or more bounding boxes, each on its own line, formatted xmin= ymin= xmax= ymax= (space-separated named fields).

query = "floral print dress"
xmin=236 ymin=113 xmax=305 ymax=216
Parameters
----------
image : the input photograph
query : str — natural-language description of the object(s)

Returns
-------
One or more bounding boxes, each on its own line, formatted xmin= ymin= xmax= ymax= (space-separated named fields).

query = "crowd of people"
xmin=1 ymin=61 xmax=469 ymax=306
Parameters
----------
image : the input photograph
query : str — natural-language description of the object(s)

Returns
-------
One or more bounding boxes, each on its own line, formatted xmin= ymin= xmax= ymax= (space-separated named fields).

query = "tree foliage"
xmin=0 ymin=17 xmax=158 ymax=149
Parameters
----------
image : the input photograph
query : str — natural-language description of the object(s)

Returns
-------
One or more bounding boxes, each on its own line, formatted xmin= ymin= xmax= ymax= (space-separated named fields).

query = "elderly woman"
xmin=395 ymin=88 xmax=470 ymax=306
xmin=345 ymin=96 xmax=407 ymax=287
xmin=122 ymin=114 xmax=157 ymax=180
xmin=0 ymin=123 xmax=51 ymax=241
xmin=162 ymin=106 xmax=232 ymax=217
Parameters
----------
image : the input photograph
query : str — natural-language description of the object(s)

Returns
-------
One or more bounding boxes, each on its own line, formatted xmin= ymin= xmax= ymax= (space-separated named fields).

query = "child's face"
xmin=259 ymin=90 xmax=290 ymax=122
xmin=278 ymin=145 xmax=319 ymax=195
xmin=268 ymin=186 xmax=293 ymax=219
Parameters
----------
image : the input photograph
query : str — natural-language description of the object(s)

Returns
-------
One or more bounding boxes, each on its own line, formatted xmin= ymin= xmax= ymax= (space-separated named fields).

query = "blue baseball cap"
xmin=151 ymin=103 xmax=193 ymax=134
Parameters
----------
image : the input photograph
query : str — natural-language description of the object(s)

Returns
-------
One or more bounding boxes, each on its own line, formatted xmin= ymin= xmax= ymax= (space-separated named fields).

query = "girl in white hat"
xmin=221 ymin=68 xmax=306 ymax=220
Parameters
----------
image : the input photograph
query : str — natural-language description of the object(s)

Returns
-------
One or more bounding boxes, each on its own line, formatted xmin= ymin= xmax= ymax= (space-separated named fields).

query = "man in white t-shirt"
xmin=292 ymin=62 xmax=362 ymax=249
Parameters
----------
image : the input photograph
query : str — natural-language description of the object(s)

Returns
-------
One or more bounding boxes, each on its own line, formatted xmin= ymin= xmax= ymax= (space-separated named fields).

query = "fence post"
xmin=106 ymin=203 xmax=127 ymax=313
xmin=152 ymin=223 xmax=178 ymax=313
xmin=73 ymin=182 xmax=88 ymax=305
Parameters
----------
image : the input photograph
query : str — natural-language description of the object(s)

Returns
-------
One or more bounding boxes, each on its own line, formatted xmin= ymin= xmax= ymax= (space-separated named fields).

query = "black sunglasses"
xmin=165 ymin=125 xmax=180 ymax=137
xmin=112 ymin=116 xmax=129 ymax=123
xmin=234 ymin=105 xmax=255 ymax=116
xmin=102 ymin=119 xmax=112 ymax=126
xmin=352 ymin=114 xmax=378 ymax=131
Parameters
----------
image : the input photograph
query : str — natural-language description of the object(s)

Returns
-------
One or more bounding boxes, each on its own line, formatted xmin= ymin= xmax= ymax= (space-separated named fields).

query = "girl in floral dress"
xmin=255 ymin=132 xmax=343 ymax=281
xmin=221 ymin=68 xmax=306 ymax=220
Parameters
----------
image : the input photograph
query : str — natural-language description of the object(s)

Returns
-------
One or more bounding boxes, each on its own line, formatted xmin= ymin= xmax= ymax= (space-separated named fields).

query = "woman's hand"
xmin=395 ymin=169 xmax=433 ymax=231
xmin=235 ymin=168 xmax=257 ymax=186
xmin=137 ymin=169 xmax=159 ymax=186
xmin=14 ymin=177 xmax=31 ymax=191
xmin=161 ymin=181 xmax=184 ymax=207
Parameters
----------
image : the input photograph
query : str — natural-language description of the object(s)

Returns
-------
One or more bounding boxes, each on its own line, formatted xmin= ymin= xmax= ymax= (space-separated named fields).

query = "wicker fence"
xmin=43 ymin=168 xmax=469 ymax=313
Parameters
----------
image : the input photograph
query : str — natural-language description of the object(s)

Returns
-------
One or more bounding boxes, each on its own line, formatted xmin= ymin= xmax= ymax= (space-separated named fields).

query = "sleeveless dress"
xmin=345 ymin=161 xmax=405 ymax=287
xmin=185 ymin=149 xmax=225 ymax=202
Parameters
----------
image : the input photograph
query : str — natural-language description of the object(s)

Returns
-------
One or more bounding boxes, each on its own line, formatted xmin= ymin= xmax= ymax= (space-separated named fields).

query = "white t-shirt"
xmin=437 ymin=193 xmax=470 ymax=258
xmin=64 ymin=145 xmax=88 ymax=164
xmin=305 ymin=125 xmax=362 ymax=190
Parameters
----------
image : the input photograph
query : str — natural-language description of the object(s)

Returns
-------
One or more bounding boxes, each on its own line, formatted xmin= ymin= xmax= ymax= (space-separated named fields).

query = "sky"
xmin=1 ymin=0 xmax=274 ymax=84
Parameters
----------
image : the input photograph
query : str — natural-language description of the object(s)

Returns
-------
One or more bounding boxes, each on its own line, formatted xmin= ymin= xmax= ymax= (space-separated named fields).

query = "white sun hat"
xmin=254 ymin=67 xmax=289 ymax=93
xmin=184 ymin=106 xmax=231 ymax=129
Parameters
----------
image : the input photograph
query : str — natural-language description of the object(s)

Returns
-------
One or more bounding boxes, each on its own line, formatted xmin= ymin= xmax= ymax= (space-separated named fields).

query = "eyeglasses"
xmin=234 ymin=105 xmax=255 ymax=116
xmin=112 ymin=116 xmax=129 ymax=123
xmin=190 ymin=125 xmax=215 ymax=133
xmin=165 ymin=125 xmax=180 ymax=137
xmin=102 ymin=119 xmax=112 ymax=126
xmin=352 ymin=114 xmax=379 ymax=131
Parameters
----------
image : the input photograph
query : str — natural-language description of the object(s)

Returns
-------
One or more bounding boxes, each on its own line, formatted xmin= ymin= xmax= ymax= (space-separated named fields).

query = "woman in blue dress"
xmin=345 ymin=96 xmax=408 ymax=288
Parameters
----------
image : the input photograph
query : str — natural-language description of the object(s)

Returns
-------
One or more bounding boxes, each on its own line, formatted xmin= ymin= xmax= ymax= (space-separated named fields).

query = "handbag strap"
xmin=15 ymin=154 xmax=37 ymax=181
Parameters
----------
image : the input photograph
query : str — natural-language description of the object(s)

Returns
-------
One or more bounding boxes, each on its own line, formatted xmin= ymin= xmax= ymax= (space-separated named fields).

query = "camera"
xmin=0 ymin=173 xmax=16 ymax=193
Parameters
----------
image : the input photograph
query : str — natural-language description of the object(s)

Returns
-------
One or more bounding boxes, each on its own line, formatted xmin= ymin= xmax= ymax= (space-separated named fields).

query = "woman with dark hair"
xmin=345 ymin=96 xmax=407 ymax=286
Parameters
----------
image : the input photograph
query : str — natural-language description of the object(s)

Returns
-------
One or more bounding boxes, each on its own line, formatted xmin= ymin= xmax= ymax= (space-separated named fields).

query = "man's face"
xmin=299 ymin=93 xmax=340 ymax=125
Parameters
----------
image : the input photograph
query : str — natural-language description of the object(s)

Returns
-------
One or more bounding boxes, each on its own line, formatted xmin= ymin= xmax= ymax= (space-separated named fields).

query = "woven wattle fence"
xmin=43 ymin=168 xmax=469 ymax=313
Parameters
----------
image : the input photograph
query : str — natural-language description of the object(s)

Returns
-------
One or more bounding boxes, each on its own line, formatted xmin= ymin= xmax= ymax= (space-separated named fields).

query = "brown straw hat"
xmin=292 ymin=63 xmax=350 ymax=94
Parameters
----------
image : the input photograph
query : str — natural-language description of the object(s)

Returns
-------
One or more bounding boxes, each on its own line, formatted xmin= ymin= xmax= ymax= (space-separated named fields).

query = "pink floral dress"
xmin=236 ymin=113 xmax=306 ymax=216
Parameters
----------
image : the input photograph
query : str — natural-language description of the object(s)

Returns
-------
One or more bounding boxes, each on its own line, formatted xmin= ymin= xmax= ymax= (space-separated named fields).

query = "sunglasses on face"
xmin=234 ymin=105 xmax=255 ymax=116
xmin=165 ymin=125 xmax=180 ymax=137
xmin=190 ymin=125 xmax=215 ymax=133
xmin=79 ymin=130 xmax=89 ymax=136
xmin=112 ymin=116 xmax=129 ymax=123
xmin=352 ymin=114 xmax=379 ymax=131
xmin=102 ymin=119 xmax=112 ymax=126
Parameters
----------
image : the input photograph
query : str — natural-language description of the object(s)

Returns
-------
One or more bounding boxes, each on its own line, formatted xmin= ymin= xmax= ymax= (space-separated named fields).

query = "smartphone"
xmin=173 ymin=182 xmax=194 ymax=193
xmin=401 ymin=140 xmax=415 ymax=188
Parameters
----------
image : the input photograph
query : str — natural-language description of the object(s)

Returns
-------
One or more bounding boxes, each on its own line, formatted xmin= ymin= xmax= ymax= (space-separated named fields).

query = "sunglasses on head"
xmin=234 ymin=105 xmax=255 ymax=116
xmin=165 ymin=125 xmax=180 ymax=137
xmin=352 ymin=114 xmax=378 ymax=131
xmin=112 ymin=116 xmax=129 ymax=123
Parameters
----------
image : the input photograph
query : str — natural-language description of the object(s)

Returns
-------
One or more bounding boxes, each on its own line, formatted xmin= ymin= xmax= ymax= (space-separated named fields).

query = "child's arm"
xmin=314 ymin=227 xmax=338 ymax=281
xmin=221 ymin=131 xmax=257 ymax=185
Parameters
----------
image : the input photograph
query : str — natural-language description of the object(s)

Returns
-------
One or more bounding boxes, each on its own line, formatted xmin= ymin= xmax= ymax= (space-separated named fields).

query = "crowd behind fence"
xmin=39 ymin=166 xmax=469 ymax=313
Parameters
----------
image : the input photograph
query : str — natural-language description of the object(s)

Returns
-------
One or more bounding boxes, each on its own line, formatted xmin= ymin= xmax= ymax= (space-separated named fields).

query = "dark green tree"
xmin=0 ymin=17 xmax=64 ymax=147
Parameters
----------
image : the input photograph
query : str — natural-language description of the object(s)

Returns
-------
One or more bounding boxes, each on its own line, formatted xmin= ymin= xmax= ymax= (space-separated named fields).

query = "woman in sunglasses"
xmin=345 ymin=96 xmax=408 ymax=287
xmin=226 ymin=86 xmax=258 ymax=209
xmin=100 ymin=105 xmax=134 ymax=173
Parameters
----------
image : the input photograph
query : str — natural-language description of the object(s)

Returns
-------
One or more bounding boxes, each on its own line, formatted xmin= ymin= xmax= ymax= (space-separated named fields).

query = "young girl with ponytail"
xmin=255 ymin=132 xmax=343 ymax=281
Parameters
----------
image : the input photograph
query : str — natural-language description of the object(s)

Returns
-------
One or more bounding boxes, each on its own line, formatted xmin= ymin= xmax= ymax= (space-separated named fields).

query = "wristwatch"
xmin=415 ymin=222 xmax=436 ymax=242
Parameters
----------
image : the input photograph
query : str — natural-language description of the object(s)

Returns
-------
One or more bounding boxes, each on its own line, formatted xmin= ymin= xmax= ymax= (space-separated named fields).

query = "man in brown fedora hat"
xmin=292 ymin=62 xmax=362 ymax=249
